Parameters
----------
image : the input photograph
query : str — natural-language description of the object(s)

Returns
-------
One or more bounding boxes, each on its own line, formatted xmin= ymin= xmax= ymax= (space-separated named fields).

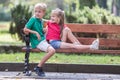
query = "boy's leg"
xmin=37 ymin=46 xmax=55 ymax=67
xmin=61 ymin=27 xmax=81 ymax=45
xmin=34 ymin=46 xmax=55 ymax=76
xmin=35 ymin=40 xmax=55 ymax=76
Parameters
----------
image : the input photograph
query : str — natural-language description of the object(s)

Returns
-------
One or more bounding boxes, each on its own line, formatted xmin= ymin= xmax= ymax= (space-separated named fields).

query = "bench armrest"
xmin=21 ymin=29 xmax=30 ymax=47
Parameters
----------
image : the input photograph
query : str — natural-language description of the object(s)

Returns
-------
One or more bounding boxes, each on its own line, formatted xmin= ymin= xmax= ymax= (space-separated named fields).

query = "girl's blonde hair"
xmin=51 ymin=8 xmax=65 ymax=33
xmin=34 ymin=3 xmax=47 ymax=12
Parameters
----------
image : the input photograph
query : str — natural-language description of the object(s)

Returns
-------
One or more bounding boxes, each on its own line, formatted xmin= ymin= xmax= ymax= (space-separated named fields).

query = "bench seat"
xmin=22 ymin=47 xmax=120 ymax=54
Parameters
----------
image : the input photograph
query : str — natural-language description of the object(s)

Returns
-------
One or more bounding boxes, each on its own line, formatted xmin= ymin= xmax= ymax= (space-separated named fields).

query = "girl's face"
xmin=50 ymin=13 xmax=60 ymax=23
xmin=34 ymin=7 xmax=45 ymax=19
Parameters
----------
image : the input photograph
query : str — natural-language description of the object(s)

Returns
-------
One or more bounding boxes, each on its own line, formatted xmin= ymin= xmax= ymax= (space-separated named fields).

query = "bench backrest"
xmin=66 ymin=23 xmax=120 ymax=34
xmin=66 ymin=23 xmax=120 ymax=49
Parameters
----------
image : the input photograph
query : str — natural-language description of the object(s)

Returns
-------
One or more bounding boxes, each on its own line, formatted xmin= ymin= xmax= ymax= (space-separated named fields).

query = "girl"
xmin=46 ymin=8 xmax=99 ymax=50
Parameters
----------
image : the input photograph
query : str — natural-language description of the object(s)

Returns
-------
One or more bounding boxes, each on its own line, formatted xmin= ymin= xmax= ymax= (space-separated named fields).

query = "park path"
xmin=0 ymin=71 xmax=120 ymax=80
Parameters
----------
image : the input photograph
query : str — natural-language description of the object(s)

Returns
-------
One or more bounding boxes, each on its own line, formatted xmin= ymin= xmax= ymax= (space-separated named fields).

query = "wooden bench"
xmin=21 ymin=23 xmax=120 ymax=76
xmin=22 ymin=23 xmax=120 ymax=54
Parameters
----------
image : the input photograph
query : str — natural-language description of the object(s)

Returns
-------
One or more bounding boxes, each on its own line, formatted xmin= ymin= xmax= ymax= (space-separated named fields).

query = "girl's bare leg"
xmin=60 ymin=38 xmax=99 ymax=50
xmin=61 ymin=27 xmax=81 ymax=45
xmin=61 ymin=28 xmax=67 ymax=42
xmin=60 ymin=42 xmax=90 ymax=50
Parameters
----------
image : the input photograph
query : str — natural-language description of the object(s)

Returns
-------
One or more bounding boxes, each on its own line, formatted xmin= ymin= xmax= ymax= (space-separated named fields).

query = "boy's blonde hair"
xmin=34 ymin=3 xmax=47 ymax=12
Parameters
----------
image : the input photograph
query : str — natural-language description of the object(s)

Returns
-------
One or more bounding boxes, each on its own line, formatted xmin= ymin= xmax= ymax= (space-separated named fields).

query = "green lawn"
xmin=0 ymin=21 xmax=23 ymax=45
xmin=0 ymin=21 xmax=10 ymax=31
xmin=0 ymin=33 xmax=23 ymax=45
xmin=0 ymin=52 xmax=120 ymax=65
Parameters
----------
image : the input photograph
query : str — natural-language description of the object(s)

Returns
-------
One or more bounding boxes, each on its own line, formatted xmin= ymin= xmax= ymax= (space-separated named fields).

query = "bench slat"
xmin=22 ymin=47 xmax=41 ymax=52
xmin=56 ymin=49 xmax=120 ymax=54
xmin=66 ymin=23 xmax=120 ymax=34
xmin=22 ymin=47 xmax=120 ymax=54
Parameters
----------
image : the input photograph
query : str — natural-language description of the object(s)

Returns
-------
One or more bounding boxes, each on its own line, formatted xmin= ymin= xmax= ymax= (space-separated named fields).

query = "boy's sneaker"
xmin=34 ymin=66 xmax=45 ymax=77
xmin=90 ymin=38 xmax=99 ymax=50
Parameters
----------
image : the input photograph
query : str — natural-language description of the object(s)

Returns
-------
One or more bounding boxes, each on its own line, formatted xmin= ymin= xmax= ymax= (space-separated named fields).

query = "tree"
xmin=9 ymin=4 xmax=32 ymax=41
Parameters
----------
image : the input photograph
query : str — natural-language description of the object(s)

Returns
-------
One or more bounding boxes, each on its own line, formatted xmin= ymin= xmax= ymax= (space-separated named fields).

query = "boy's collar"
xmin=33 ymin=16 xmax=42 ymax=21
xmin=36 ymin=17 xmax=43 ymax=21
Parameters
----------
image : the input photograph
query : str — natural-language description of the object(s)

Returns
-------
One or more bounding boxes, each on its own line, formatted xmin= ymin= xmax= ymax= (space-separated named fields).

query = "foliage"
xmin=66 ymin=12 xmax=77 ymax=23
xmin=66 ymin=6 xmax=120 ymax=24
xmin=9 ymin=4 xmax=32 ymax=41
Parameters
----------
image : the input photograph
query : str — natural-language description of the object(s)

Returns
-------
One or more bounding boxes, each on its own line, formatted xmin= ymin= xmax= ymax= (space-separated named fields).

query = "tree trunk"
xmin=111 ymin=0 xmax=120 ymax=16
xmin=96 ymin=0 xmax=107 ymax=9
xmin=79 ymin=0 xmax=96 ymax=9
xmin=55 ymin=0 xmax=64 ymax=10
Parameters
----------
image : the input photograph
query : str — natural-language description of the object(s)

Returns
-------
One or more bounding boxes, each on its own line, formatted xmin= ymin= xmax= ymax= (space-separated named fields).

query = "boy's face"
xmin=34 ymin=7 xmax=45 ymax=19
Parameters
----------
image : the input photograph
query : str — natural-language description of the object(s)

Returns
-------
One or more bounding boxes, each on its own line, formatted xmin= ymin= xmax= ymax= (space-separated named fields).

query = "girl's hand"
xmin=35 ymin=32 xmax=41 ymax=40
xmin=43 ymin=27 xmax=48 ymax=33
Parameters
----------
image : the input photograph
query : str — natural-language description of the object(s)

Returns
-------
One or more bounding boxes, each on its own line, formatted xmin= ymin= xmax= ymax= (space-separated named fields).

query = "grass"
xmin=0 ymin=32 xmax=23 ymax=45
xmin=0 ymin=21 xmax=10 ymax=31
xmin=0 ymin=21 xmax=23 ymax=45
xmin=0 ymin=52 xmax=120 ymax=65
xmin=0 ymin=21 xmax=120 ymax=65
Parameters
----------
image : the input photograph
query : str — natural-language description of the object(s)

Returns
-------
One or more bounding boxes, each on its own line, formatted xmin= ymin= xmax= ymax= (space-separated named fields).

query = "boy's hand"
xmin=24 ymin=28 xmax=41 ymax=40
xmin=35 ymin=32 xmax=41 ymax=40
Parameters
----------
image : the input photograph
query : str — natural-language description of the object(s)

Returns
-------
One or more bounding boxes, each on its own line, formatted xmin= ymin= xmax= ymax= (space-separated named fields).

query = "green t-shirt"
xmin=25 ymin=17 xmax=45 ymax=48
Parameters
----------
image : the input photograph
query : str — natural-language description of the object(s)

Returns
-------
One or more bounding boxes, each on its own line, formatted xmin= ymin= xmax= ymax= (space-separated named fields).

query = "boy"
xmin=23 ymin=3 xmax=55 ymax=76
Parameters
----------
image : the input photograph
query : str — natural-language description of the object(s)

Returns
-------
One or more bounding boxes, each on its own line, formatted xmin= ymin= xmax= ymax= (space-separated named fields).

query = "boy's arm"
xmin=23 ymin=27 xmax=30 ymax=35
xmin=23 ymin=27 xmax=41 ymax=40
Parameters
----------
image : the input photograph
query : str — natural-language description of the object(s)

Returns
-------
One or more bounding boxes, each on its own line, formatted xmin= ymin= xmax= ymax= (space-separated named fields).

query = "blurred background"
xmin=0 ymin=0 xmax=120 ymax=64
xmin=1 ymin=0 xmax=120 ymax=23
xmin=0 ymin=0 xmax=120 ymax=44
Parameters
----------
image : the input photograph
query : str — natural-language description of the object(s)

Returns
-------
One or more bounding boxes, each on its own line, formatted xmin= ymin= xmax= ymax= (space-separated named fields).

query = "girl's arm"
xmin=43 ymin=19 xmax=49 ymax=34
xmin=43 ymin=25 xmax=48 ymax=33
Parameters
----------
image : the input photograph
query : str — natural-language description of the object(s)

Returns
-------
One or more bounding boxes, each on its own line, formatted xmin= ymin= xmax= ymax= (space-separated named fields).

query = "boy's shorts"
xmin=37 ymin=39 xmax=50 ymax=52
xmin=49 ymin=40 xmax=61 ymax=49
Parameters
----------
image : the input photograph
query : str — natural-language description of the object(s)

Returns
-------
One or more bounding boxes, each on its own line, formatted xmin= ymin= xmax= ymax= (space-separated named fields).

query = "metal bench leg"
xmin=20 ymin=30 xmax=31 ymax=76
xmin=23 ymin=47 xmax=31 ymax=76
xmin=23 ymin=35 xmax=31 ymax=76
